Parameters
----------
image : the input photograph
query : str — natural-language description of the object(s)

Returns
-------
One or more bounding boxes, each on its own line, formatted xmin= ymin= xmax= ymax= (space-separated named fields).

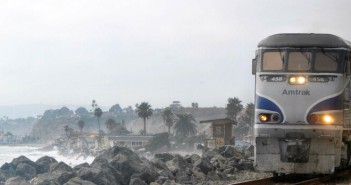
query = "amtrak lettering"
xmin=282 ymin=89 xmax=310 ymax=95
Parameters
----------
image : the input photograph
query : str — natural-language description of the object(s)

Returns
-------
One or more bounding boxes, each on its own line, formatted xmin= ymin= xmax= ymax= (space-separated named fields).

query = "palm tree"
xmin=135 ymin=102 xmax=153 ymax=135
xmin=64 ymin=125 xmax=71 ymax=146
xmin=64 ymin=125 xmax=69 ymax=139
xmin=173 ymin=114 xmax=197 ymax=137
xmin=94 ymin=107 xmax=103 ymax=148
xmin=94 ymin=108 xmax=103 ymax=133
xmin=162 ymin=108 xmax=175 ymax=134
xmin=78 ymin=120 xmax=85 ymax=134
xmin=226 ymin=97 xmax=243 ymax=121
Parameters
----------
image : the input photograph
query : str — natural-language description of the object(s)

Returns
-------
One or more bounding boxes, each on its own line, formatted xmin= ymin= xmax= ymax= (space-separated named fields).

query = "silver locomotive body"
xmin=253 ymin=33 xmax=351 ymax=174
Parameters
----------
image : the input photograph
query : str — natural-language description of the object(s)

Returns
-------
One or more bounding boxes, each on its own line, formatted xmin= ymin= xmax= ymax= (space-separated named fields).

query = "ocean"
xmin=0 ymin=145 xmax=95 ymax=167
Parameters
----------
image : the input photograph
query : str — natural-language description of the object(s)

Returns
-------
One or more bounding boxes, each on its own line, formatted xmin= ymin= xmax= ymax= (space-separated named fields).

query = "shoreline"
xmin=0 ymin=143 xmax=48 ymax=148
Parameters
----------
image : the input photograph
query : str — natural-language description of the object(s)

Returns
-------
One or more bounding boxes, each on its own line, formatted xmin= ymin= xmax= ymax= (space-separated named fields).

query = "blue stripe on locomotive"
xmin=256 ymin=95 xmax=284 ymax=122
xmin=308 ymin=94 xmax=344 ymax=114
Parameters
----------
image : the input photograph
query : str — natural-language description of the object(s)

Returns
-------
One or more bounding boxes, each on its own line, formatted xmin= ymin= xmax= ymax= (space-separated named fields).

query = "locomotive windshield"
xmin=261 ymin=49 xmax=341 ymax=72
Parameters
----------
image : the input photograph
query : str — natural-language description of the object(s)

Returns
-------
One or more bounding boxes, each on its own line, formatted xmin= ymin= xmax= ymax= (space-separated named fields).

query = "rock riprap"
xmin=0 ymin=145 xmax=255 ymax=185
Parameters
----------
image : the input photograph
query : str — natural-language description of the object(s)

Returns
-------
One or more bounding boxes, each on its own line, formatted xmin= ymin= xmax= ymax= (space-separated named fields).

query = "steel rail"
xmin=230 ymin=168 xmax=351 ymax=185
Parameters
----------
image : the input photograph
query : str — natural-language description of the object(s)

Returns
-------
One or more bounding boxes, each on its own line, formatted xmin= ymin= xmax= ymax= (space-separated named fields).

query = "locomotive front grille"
xmin=278 ymin=137 xmax=311 ymax=163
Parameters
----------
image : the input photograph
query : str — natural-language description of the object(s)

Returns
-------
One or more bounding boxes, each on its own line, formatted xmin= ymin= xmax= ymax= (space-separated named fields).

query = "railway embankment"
xmin=0 ymin=145 xmax=272 ymax=185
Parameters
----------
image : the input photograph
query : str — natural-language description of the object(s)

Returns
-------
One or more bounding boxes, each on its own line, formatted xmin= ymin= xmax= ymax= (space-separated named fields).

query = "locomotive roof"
xmin=258 ymin=33 xmax=351 ymax=48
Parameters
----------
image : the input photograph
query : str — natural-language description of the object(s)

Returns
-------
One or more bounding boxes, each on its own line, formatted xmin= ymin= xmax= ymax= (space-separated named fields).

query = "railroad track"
xmin=230 ymin=169 xmax=351 ymax=185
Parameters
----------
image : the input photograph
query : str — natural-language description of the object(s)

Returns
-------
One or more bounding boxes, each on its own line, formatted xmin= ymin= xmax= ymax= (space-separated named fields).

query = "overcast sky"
xmin=1 ymin=0 xmax=351 ymax=113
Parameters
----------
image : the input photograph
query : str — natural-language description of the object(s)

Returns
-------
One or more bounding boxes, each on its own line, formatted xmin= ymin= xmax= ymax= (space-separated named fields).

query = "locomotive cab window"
xmin=314 ymin=52 xmax=339 ymax=72
xmin=262 ymin=51 xmax=284 ymax=71
xmin=287 ymin=51 xmax=311 ymax=71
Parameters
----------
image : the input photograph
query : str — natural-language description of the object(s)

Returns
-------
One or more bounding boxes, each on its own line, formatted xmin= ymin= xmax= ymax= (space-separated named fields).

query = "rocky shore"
xmin=0 ymin=145 xmax=270 ymax=185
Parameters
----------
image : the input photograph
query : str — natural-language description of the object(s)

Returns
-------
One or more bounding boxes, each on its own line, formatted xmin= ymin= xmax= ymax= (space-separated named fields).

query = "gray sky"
xmin=1 ymin=0 xmax=351 ymax=111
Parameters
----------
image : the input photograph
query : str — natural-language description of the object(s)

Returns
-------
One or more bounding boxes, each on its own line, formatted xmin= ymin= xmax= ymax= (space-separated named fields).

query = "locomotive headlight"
xmin=289 ymin=76 xmax=306 ymax=85
xmin=322 ymin=115 xmax=334 ymax=124
xmin=259 ymin=114 xmax=269 ymax=122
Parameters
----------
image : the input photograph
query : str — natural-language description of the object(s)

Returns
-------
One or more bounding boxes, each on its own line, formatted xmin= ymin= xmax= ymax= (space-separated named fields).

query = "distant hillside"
xmin=0 ymin=104 xmax=95 ymax=119
xmin=31 ymin=107 xmax=226 ymax=142
xmin=0 ymin=117 xmax=37 ymax=136
xmin=126 ymin=107 xmax=226 ymax=135
xmin=32 ymin=110 xmax=137 ymax=141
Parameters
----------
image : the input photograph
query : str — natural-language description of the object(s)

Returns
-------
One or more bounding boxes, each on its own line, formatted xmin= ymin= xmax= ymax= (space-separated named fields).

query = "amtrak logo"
xmin=282 ymin=89 xmax=310 ymax=95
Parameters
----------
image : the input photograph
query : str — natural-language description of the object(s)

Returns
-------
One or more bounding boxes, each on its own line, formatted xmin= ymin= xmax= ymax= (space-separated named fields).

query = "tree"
xmin=135 ymin=102 xmax=153 ymax=135
xmin=162 ymin=108 xmax=175 ymax=134
xmin=42 ymin=107 xmax=74 ymax=120
xmin=92 ymin=100 xmax=98 ymax=109
xmin=237 ymin=103 xmax=255 ymax=141
xmin=57 ymin=107 xmax=74 ymax=117
xmin=64 ymin=125 xmax=69 ymax=138
xmin=146 ymin=132 xmax=170 ymax=151
xmin=105 ymin=118 xmax=118 ymax=133
xmin=244 ymin=103 xmax=255 ymax=134
xmin=64 ymin=125 xmax=73 ymax=144
xmin=173 ymin=114 xmax=197 ymax=137
xmin=191 ymin=102 xmax=199 ymax=109
xmin=78 ymin=120 xmax=85 ymax=134
xmin=75 ymin=107 xmax=89 ymax=116
xmin=226 ymin=97 xmax=243 ymax=121
xmin=94 ymin=108 xmax=103 ymax=133
xmin=109 ymin=104 xmax=123 ymax=113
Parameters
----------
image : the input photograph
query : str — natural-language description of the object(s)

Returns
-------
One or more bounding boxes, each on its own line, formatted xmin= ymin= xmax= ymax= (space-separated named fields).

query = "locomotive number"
xmin=267 ymin=76 xmax=286 ymax=82
xmin=308 ymin=76 xmax=329 ymax=83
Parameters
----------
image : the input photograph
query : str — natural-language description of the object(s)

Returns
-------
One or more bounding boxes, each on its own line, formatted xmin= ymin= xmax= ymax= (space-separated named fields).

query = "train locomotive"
xmin=252 ymin=33 xmax=351 ymax=175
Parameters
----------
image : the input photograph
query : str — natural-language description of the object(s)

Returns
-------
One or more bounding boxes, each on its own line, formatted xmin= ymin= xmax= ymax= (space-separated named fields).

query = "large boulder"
xmin=72 ymin=163 xmax=89 ymax=171
xmin=35 ymin=156 xmax=58 ymax=174
xmin=186 ymin=154 xmax=213 ymax=174
xmin=129 ymin=176 xmax=147 ymax=185
xmin=0 ymin=163 xmax=15 ymax=171
xmin=77 ymin=166 xmax=120 ymax=185
xmin=217 ymin=145 xmax=244 ymax=159
xmin=96 ymin=146 xmax=159 ymax=184
xmin=4 ymin=176 xmax=29 ymax=185
xmin=243 ymin=145 xmax=254 ymax=158
xmin=162 ymin=180 xmax=181 ymax=185
xmin=154 ymin=153 xmax=174 ymax=162
xmin=15 ymin=162 xmax=37 ymax=180
xmin=209 ymin=154 xmax=227 ymax=170
xmin=174 ymin=170 xmax=193 ymax=184
xmin=150 ymin=159 xmax=174 ymax=180
xmin=206 ymin=171 xmax=221 ymax=181
xmin=165 ymin=155 xmax=191 ymax=175
xmin=49 ymin=162 xmax=74 ymax=173
xmin=11 ymin=156 xmax=38 ymax=169
xmin=236 ymin=159 xmax=254 ymax=171
xmin=29 ymin=176 xmax=60 ymax=185
xmin=63 ymin=177 xmax=96 ymax=185
xmin=77 ymin=158 xmax=122 ymax=185
xmin=34 ymin=162 xmax=76 ymax=185
xmin=0 ymin=169 xmax=16 ymax=182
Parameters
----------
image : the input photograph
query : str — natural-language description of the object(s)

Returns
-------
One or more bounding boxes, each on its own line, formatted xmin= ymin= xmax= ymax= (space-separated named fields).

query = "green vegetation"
xmin=226 ymin=97 xmax=243 ymax=121
xmin=173 ymin=113 xmax=197 ymax=137
xmin=135 ymin=102 xmax=153 ymax=135
xmin=94 ymin=108 xmax=103 ymax=133
xmin=105 ymin=118 xmax=130 ymax=135
xmin=146 ymin=132 xmax=170 ymax=151
xmin=78 ymin=120 xmax=85 ymax=134
xmin=236 ymin=103 xmax=255 ymax=138
xmin=162 ymin=108 xmax=175 ymax=135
